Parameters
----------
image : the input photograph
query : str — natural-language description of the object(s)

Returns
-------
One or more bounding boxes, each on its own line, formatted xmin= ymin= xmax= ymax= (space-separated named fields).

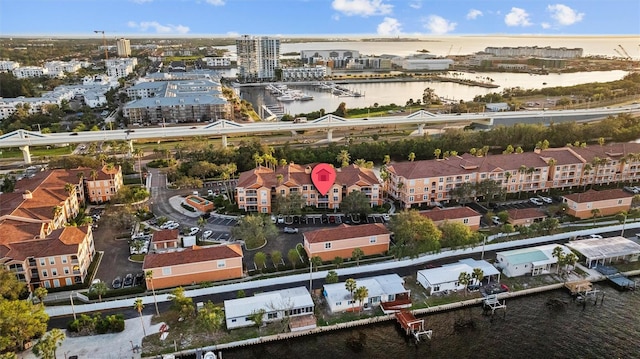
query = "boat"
xmin=203 ymin=352 xmax=217 ymax=359
xmin=277 ymin=94 xmax=296 ymax=102
xmin=542 ymin=82 xmax=547 ymax=85
xmin=297 ymin=94 xmax=314 ymax=101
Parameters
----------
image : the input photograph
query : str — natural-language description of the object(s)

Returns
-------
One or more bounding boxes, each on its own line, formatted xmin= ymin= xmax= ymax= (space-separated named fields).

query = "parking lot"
xmin=208 ymin=216 xmax=238 ymax=226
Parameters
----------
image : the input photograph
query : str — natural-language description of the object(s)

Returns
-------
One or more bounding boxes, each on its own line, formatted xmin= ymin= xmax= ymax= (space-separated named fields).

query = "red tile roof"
xmin=152 ymin=229 xmax=179 ymax=243
xmin=563 ymin=189 xmax=633 ymax=203
xmin=303 ymin=223 xmax=389 ymax=243
xmin=3 ymin=226 xmax=89 ymax=261
xmin=419 ymin=206 xmax=481 ymax=222
xmin=142 ymin=244 xmax=243 ymax=269
xmin=506 ymin=208 xmax=547 ymax=220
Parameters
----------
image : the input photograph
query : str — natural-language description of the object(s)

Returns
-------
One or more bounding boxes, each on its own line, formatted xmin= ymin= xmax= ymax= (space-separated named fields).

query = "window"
xmin=336 ymin=301 xmax=342 ymax=306
xmin=53 ymin=279 xmax=60 ymax=288
xmin=409 ymin=196 xmax=414 ymax=202
xmin=618 ymin=199 xmax=623 ymax=204
xmin=423 ymin=195 xmax=428 ymax=200
xmin=267 ymin=312 xmax=278 ymax=319
xmin=65 ymin=278 xmax=72 ymax=286
xmin=40 ymin=259 xmax=45 ymax=266
xmin=261 ymin=207 xmax=268 ymax=213
xmin=61 ymin=257 xmax=68 ymax=264
xmin=52 ymin=269 xmax=58 ymax=276
xmin=217 ymin=260 xmax=226 ymax=268
xmin=303 ymin=185 xmax=308 ymax=190
xmin=42 ymin=270 xmax=48 ymax=277
xmin=333 ymin=188 xmax=339 ymax=193
xmin=63 ymin=267 xmax=70 ymax=275
xmin=463 ymin=218 xmax=469 ymax=224
xmin=162 ymin=267 xmax=171 ymax=275
xmin=325 ymin=242 xmax=331 ymax=249
xmin=370 ymin=236 xmax=377 ymax=243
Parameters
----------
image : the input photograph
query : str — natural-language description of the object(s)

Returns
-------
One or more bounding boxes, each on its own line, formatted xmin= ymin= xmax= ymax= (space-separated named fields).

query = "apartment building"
xmin=303 ymin=223 xmax=391 ymax=261
xmin=85 ymin=165 xmax=123 ymax=204
xmin=0 ymin=60 xmax=20 ymax=72
xmin=385 ymin=142 xmax=640 ymax=208
xmin=0 ymin=170 xmax=95 ymax=291
xmin=562 ymin=189 xmax=633 ymax=219
xmin=236 ymin=35 xmax=280 ymax=82
xmin=236 ymin=163 xmax=382 ymax=213
xmin=116 ymin=38 xmax=131 ymax=57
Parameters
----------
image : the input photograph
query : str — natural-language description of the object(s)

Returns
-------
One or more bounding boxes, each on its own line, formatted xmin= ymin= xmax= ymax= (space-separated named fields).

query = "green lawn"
xmin=0 ymin=145 xmax=74 ymax=159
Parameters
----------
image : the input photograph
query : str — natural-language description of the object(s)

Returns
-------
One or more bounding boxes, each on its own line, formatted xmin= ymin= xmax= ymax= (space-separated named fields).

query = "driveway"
xmin=93 ymin=222 xmax=144 ymax=289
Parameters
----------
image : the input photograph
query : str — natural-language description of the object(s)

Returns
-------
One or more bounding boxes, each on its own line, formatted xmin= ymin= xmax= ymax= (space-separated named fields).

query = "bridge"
xmin=1 ymin=105 xmax=638 ymax=164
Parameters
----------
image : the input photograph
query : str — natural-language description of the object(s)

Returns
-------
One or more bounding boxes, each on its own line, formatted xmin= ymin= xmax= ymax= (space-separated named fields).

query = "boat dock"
xmin=395 ymin=310 xmax=432 ymax=342
xmin=266 ymin=84 xmax=314 ymax=102
xmin=316 ymin=82 xmax=363 ymax=97
xmin=482 ymin=294 xmax=506 ymax=316
xmin=595 ymin=265 xmax=637 ymax=291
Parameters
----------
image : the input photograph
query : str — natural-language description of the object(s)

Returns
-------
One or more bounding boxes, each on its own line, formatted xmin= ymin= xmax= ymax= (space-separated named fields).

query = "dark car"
xmin=112 ymin=276 xmax=122 ymax=289
xmin=69 ymin=132 xmax=78 ymax=136
xmin=134 ymin=272 xmax=144 ymax=286
xmin=123 ymin=273 xmax=134 ymax=288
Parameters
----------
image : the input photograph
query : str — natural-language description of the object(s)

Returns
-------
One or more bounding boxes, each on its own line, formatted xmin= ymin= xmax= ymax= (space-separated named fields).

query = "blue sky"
xmin=1 ymin=0 xmax=639 ymax=37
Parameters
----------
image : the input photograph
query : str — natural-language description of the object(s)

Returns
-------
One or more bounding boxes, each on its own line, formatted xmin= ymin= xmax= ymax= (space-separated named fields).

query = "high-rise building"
xmin=116 ymin=38 xmax=131 ymax=57
xmin=236 ymin=35 xmax=280 ymax=82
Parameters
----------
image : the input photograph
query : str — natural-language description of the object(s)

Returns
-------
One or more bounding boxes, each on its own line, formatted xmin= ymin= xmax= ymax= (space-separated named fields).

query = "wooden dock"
xmin=395 ymin=310 xmax=432 ymax=342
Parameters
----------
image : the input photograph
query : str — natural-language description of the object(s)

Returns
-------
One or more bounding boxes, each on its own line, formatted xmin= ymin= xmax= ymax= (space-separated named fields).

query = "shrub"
xmin=181 ymin=203 xmax=196 ymax=212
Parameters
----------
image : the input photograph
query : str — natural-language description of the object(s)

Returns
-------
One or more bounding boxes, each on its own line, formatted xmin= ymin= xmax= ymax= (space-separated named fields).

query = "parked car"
xmin=283 ymin=227 xmax=299 ymax=234
xmin=123 ymin=273 xmax=134 ymax=288
xmin=623 ymin=186 xmax=640 ymax=194
xmin=529 ymin=197 xmax=544 ymax=206
xmin=112 ymin=276 xmax=122 ymax=289
xmin=134 ymin=272 xmax=144 ymax=286
xmin=203 ymin=230 xmax=213 ymax=239
xmin=576 ymin=234 xmax=603 ymax=240
xmin=491 ymin=216 xmax=502 ymax=226
xmin=188 ymin=227 xmax=199 ymax=236
xmin=207 ymin=189 xmax=214 ymax=196
xmin=537 ymin=195 xmax=553 ymax=204
xmin=382 ymin=214 xmax=391 ymax=222
xmin=277 ymin=215 xmax=285 ymax=224
xmin=167 ymin=222 xmax=180 ymax=230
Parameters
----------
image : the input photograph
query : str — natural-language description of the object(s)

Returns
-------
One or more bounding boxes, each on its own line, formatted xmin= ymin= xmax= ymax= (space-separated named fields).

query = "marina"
xmin=265 ymin=84 xmax=314 ymax=102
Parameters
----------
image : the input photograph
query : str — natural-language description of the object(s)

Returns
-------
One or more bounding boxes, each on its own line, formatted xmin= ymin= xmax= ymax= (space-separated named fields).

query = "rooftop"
xmin=303 ymin=223 xmax=389 ymax=244
xmin=143 ymin=244 xmax=243 ymax=269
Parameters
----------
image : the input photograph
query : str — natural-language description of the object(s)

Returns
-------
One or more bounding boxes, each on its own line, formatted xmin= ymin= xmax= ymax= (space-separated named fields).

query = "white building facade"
xmin=236 ymin=35 xmax=280 ymax=82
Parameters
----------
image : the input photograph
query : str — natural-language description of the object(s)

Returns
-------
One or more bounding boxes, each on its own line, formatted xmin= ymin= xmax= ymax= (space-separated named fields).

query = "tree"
xmin=0 ymin=267 xmax=26 ymax=300
xmin=92 ymin=281 xmax=108 ymax=302
xmin=134 ymin=298 xmax=147 ymax=336
xmin=334 ymin=102 xmax=348 ymax=117
xmin=354 ymin=286 xmax=369 ymax=312
xmin=31 ymin=328 xmax=64 ymax=359
xmin=336 ymin=150 xmax=350 ymax=168
xmin=248 ymin=309 xmax=266 ymax=328
xmin=333 ymin=256 xmax=343 ymax=268
xmin=133 ymin=148 xmax=144 ymax=185
xmin=383 ymin=154 xmax=391 ymax=165
xmin=352 ymin=248 xmax=364 ymax=266
xmin=0 ymin=298 xmax=48 ymax=353
xmin=311 ymin=256 xmax=323 ymax=271
xmin=591 ymin=208 xmax=601 ymax=225
xmin=433 ymin=148 xmax=441 ymax=159
xmin=471 ymin=268 xmax=484 ymax=286
xmin=340 ymin=190 xmax=371 ymax=216
xmin=458 ymin=271 xmax=471 ymax=296
xmin=231 ymin=214 xmax=278 ymax=250
xmin=552 ymin=246 xmax=565 ymax=274
xmin=145 ymin=270 xmax=159 ymax=316
xmin=197 ymin=301 xmax=224 ymax=334
xmin=168 ymin=287 xmax=194 ymax=320
xmin=388 ymin=210 xmax=442 ymax=258
xmin=271 ymin=250 xmax=282 ymax=268
xmin=33 ymin=287 xmax=48 ymax=305
xmin=408 ymin=152 xmax=416 ymax=162
xmin=449 ymin=182 xmax=476 ymax=206
xmin=287 ymin=248 xmax=300 ymax=269
xmin=254 ymin=252 xmax=267 ymax=272
xmin=325 ymin=270 xmax=339 ymax=284
xmin=476 ymin=179 xmax=504 ymax=205
xmin=439 ymin=221 xmax=474 ymax=249
xmin=345 ymin=278 xmax=357 ymax=311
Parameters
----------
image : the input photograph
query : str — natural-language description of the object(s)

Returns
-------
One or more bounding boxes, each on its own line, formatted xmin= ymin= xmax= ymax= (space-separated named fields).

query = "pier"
xmin=316 ymin=82 xmax=363 ymax=97
xmin=395 ymin=310 xmax=432 ymax=342
xmin=482 ymin=294 xmax=507 ymax=316
xmin=595 ymin=265 xmax=637 ymax=291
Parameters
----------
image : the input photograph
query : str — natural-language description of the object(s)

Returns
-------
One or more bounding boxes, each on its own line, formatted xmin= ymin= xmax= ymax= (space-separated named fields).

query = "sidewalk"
xmin=20 ymin=315 xmax=164 ymax=359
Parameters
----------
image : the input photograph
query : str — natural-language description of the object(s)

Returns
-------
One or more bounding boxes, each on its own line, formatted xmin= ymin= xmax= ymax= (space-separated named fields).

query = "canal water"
xmin=221 ymin=282 xmax=640 ymax=359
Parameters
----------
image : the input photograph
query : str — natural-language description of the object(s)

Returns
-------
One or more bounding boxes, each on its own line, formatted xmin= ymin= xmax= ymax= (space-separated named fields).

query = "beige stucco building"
xmin=303 ymin=223 xmax=390 ymax=262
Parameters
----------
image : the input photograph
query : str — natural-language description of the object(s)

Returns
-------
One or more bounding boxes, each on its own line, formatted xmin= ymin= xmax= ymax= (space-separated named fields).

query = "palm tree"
xmin=345 ymin=278 xmax=357 ymax=311
xmin=133 ymin=148 xmax=144 ymax=185
xmin=433 ymin=148 xmax=441 ymax=159
xmin=134 ymin=298 xmax=147 ymax=336
xmin=352 ymin=248 xmax=364 ymax=266
xmin=582 ymin=163 xmax=593 ymax=190
xmin=89 ymin=169 xmax=98 ymax=182
xmin=471 ymin=268 xmax=484 ymax=286
xmin=253 ymin=152 xmax=264 ymax=168
xmin=145 ymin=270 xmax=160 ymax=316
xmin=354 ymin=286 xmax=369 ymax=312
xmin=64 ymin=183 xmax=75 ymax=196
xmin=383 ymin=154 xmax=391 ymax=165
xmin=336 ymin=150 xmax=351 ymax=168
xmin=92 ymin=281 xmax=108 ymax=302
xmin=552 ymin=246 xmax=565 ymax=273
xmin=458 ymin=271 xmax=471 ymax=296
xmin=408 ymin=152 xmax=416 ymax=162
xmin=32 ymin=328 xmax=65 ymax=359
xmin=34 ymin=287 xmax=48 ymax=305
xmin=52 ymin=205 xmax=63 ymax=220
xmin=591 ymin=208 xmax=601 ymax=225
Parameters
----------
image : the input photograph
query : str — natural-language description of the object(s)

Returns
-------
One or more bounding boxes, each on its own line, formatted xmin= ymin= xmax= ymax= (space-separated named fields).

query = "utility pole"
xmin=94 ymin=30 xmax=108 ymax=60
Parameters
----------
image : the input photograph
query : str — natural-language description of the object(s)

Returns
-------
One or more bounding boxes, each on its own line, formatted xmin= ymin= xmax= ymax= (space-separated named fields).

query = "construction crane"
xmin=618 ymin=44 xmax=632 ymax=60
xmin=614 ymin=48 xmax=627 ymax=59
xmin=94 ymin=30 xmax=108 ymax=60
xmin=446 ymin=44 xmax=454 ymax=57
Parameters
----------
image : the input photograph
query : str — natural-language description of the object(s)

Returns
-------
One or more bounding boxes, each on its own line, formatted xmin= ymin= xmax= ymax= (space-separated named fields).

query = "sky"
xmin=0 ymin=0 xmax=639 ymax=37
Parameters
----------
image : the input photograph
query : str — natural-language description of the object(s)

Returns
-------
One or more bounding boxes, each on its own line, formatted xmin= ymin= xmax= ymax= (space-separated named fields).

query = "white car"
xmin=277 ymin=215 xmax=285 ymax=224
xmin=538 ymin=195 xmax=553 ymax=204
xmin=382 ymin=214 xmax=391 ymax=222
xmin=529 ymin=198 xmax=544 ymax=206
xmin=167 ymin=222 xmax=180 ymax=230
xmin=203 ymin=230 xmax=213 ymax=239
xmin=188 ymin=227 xmax=199 ymax=236
xmin=491 ymin=216 xmax=502 ymax=225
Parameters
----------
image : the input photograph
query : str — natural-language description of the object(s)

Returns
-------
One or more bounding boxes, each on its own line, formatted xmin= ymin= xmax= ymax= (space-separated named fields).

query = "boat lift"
xmin=483 ymin=294 xmax=507 ymax=316
xmin=395 ymin=311 xmax=432 ymax=342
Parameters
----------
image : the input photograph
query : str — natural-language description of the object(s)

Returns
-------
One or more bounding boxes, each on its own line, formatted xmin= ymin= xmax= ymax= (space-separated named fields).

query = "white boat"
xmin=277 ymin=94 xmax=296 ymax=102
xmin=297 ymin=94 xmax=314 ymax=101
xmin=203 ymin=352 xmax=217 ymax=359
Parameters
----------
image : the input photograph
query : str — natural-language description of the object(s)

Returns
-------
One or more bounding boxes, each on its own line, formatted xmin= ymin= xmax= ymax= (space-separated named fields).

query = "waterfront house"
xmin=495 ymin=244 xmax=573 ymax=277
xmin=223 ymin=286 xmax=316 ymax=330
xmin=235 ymin=163 xmax=381 ymax=213
xmin=566 ymin=236 xmax=640 ymax=268
xmin=303 ymin=223 xmax=390 ymax=262
xmin=142 ymin=244 xmax=243 ymax=289
xmin=506 ymin=208 xmax=547 ymax=226
xmin=419 ymin=206 xmax=482 ymax=230
xmin=323 ymin=274 xmax=410 ymax=313
xmin=150 ymin=229 xmax=179 ymax=252
xmin=416 ymin=259 xmax=499 ymax=295
xmin=562 ymin=189 xmax=633 ymax=219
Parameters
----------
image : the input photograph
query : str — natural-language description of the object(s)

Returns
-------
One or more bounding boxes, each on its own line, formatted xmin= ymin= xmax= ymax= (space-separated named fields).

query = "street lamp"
xmin=481 ymin=234 xmax=487 ymax=260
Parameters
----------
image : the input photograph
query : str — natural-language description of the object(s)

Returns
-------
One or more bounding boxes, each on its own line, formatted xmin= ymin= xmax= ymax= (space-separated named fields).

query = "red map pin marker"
xmin=311 ymin=163 xmax=336 ymax=196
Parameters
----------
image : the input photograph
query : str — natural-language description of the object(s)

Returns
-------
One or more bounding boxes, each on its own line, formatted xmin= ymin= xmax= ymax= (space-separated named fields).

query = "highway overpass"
xmin=1 ymin=105 xmax=638 ymax=164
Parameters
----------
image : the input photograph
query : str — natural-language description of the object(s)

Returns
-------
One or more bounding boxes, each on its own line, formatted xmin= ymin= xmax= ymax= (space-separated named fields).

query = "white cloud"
xmin=504 ymin=7 xmax=532 ymax=27
xmin=409 ymin=1 xmax=422 ymax=9
xmin=541 ymin=22 xmax=551 ymax=29
xmin=377 ymin=17 xmax=402 ymax=35
xmin=331 ymin=0 xmax=393 ymax=17
xmin=424 ymin=15 xmax=457 ymax=35
xmin=206 ymin=0 xmax=225 ymax=5
xmin=127 ymin=21 xmax=190 ymax=34
xmin=466 ymin=9 xmax=483 ymax=20
xmin=547 ymin=4 xmax=584 ymax=26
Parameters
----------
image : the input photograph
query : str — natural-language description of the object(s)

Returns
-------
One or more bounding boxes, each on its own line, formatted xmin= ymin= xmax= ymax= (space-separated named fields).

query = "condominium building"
xmin=385 ymin=143 xmax=640 ymax=208
xmin=116 ymin=38 xmax=131 ymax=57
xmin=236 ymin=35 xmax=280 ymax=82
xmin=85 ymin=165 xmax=124 ymax=204
xmin=281 ymin=66 xmax=330 ymax=81
xmin=12 ymin=66 xmax=49 ymax=79
xmin=0 ymin=60 xmax=20 ymax=72
xmin=483 ymin=46 xmax=583 ymax=59
xmin=236 ymin=163 xmax=382 ymax=213
xmin=0 ymin=169 xmax=96 ymax=291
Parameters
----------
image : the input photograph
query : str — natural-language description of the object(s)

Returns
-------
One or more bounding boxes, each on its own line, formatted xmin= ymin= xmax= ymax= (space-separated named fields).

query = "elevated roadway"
xmin=1 ymin=105 xmax=638 ymax=164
